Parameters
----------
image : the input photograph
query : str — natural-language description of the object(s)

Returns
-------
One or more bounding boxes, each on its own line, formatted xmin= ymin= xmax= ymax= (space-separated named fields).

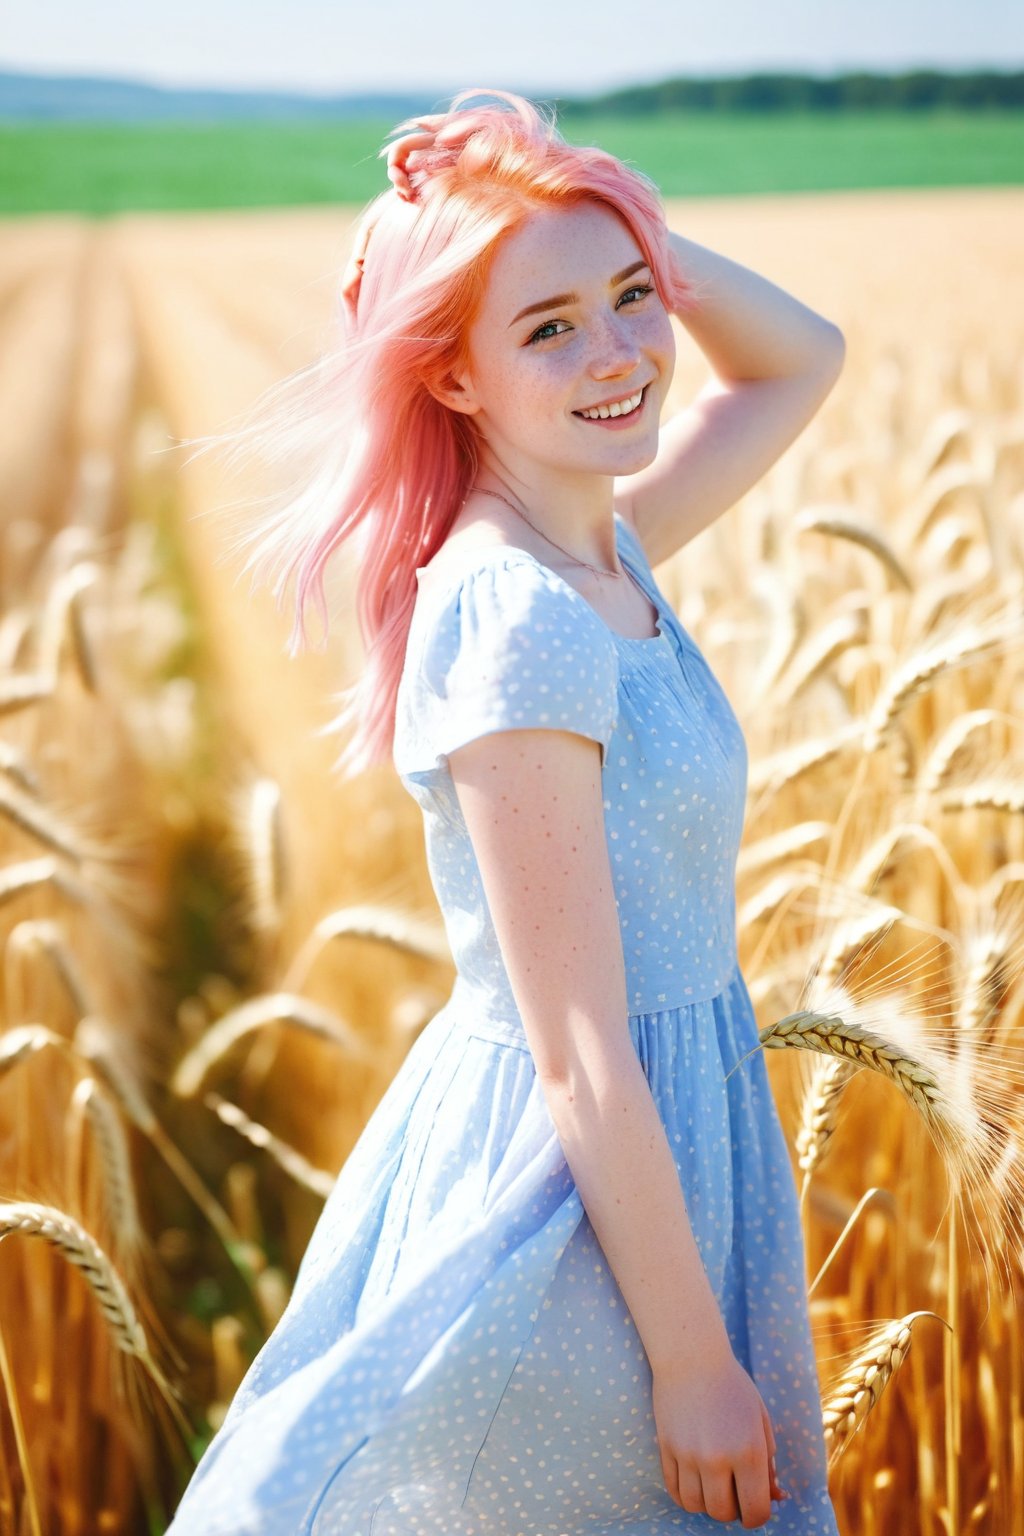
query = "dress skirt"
xmin=164 ymin=965 xmax=840 ymax=1535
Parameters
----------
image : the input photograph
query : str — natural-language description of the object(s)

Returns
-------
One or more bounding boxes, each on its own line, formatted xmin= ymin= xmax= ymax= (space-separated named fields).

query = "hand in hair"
xmin=379 ymin=112 xmax=449 ymax=201
xmin=380 ymin=108 xmax=492 ymax=200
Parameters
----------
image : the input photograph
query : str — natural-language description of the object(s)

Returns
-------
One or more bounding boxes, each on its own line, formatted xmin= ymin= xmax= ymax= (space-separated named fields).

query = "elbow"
xmin=534 ymin=1039 xmax=639 ymax=1100
xmin=801 ymin=323 xmax=845 ymax=398
xmin=816 ymin=322 xmax=846 ymax=379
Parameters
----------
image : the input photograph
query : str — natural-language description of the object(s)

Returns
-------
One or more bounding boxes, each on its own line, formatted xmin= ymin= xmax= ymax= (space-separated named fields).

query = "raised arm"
xmin=448 ymin=723 xmax=788 ymax=1527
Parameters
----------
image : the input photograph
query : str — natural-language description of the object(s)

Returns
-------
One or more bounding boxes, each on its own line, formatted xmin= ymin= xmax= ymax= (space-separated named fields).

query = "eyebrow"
xmin=507 ymin=259 xmax=651 ymax=328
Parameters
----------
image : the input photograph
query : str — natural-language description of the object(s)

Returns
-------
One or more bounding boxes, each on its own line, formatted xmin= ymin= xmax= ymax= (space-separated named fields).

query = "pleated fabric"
xmin=165 ymin=513 xmax=840 ymax=1535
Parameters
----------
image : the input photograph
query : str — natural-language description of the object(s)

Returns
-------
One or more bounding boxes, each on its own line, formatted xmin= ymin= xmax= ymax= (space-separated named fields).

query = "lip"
xmin=573 ymin=383 xmax=650 ymax=428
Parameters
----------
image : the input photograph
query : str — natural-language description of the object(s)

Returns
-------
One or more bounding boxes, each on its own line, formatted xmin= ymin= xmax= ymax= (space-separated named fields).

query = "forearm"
xmin=668 ymin=228 xmax=844 ymax=384
xmin=540 ymin=1045 xmax=733 ymax=1374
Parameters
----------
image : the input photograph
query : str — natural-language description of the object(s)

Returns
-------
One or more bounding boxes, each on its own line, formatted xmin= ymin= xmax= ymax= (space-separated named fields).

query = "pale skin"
xmin=381 ymin=133 xmax=845 ymax=1527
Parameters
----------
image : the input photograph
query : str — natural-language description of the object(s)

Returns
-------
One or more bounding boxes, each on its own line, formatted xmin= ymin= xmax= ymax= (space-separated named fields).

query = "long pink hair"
xmin=181 ymin=87 xmax=702 ymax=780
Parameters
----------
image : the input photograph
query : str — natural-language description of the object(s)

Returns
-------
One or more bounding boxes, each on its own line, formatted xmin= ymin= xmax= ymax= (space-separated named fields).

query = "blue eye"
xmin=526 ymin=284 xmax=655 ymax=345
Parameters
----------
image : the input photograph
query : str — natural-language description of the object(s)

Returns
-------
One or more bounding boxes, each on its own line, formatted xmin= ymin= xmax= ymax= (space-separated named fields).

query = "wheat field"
xmin=0 ymin=186 xmax=1021 ymax=1533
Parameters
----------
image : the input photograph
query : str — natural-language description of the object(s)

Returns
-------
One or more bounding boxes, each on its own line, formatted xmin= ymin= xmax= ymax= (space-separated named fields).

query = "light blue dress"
xmin=165 ymin=512 xmax=840 ymax=1535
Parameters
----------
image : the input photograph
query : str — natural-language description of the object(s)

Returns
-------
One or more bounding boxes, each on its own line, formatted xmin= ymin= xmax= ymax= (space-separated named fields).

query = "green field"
xmin=1 ymin=111 xmax=1020 ymax=217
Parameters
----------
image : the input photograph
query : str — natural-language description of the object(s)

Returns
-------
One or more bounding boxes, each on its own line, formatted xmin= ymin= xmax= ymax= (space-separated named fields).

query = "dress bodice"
xmin=393 ymin=512 xmax=749 ymax=1026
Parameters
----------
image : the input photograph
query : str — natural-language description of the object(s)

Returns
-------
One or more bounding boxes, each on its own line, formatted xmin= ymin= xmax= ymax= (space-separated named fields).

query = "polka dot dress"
xmin=165 ymin=513 xmax=840 ymax=1535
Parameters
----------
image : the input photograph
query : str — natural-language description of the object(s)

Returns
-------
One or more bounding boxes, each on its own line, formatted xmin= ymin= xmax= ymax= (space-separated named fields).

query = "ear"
xmin=427 ymin=368 xmax=481 ymax=416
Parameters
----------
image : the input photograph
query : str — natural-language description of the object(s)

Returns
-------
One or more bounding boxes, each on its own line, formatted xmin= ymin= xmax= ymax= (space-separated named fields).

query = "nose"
xmin=587 ymin=309 xmax=642 ymax=381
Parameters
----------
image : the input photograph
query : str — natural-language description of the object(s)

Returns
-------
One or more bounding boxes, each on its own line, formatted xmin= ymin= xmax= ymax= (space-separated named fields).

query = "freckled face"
xmin=454 ymin=201 xmax=676 ymax=479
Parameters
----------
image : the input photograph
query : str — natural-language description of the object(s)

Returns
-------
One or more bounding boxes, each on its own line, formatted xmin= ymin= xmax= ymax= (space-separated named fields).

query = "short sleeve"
xmin=394 ymin=556 xmax=619 ymax=778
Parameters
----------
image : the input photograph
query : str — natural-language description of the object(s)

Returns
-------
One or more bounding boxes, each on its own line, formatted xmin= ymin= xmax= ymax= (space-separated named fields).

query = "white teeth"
xmin=579 ymin=388 xmax=644 ymax=421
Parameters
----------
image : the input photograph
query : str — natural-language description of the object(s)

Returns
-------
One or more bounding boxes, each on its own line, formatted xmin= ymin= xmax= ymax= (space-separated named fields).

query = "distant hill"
xmin=0 ymin=65 xmax=1021 ymax=124
xmin=0 ymin=70 xmax=463 ymax=123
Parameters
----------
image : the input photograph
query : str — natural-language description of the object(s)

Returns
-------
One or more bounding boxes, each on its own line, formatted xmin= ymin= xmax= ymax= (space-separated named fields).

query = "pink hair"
xmin=180 ymin=87 xmax=702 ymax=781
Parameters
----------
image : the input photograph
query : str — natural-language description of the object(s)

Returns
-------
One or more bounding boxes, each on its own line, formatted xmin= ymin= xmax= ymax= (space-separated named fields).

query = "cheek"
xmin=497 ymin=353 xmax=578 ymax=415
xmin=642 ymin=308 xmax=676 ymax=362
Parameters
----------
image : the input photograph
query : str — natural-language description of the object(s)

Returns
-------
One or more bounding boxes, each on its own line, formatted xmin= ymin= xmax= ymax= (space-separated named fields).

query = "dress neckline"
xmin=413 ymin=511 xmax=669 ymax=650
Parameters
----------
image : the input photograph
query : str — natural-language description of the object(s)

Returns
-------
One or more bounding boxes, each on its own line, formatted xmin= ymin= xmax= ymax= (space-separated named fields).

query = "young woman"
xmin=168 ymin=88 xmax=845 ymax=1534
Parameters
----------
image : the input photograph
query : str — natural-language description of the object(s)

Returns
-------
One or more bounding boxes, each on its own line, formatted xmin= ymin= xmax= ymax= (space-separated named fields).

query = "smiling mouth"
xmin=573 ymin=384 xmax=649 ymax=422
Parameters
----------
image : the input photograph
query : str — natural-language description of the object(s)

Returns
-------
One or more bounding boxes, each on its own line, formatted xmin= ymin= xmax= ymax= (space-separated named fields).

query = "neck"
xmin=469 ymin=465 xmax=619 ymax=569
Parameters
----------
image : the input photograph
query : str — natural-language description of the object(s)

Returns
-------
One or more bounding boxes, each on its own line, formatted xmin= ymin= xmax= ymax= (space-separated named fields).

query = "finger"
xmin=758 ymin=1409 xmax=787 ymax=1499
xmin=436 ymin=120 xmax=477 ymax=147
xmin=760 ymin=1404 xmax=777 ymax=1460
xmin=699 ymin=1468 xmax=739 ymax=1526
xmin=674 ymin=1462 xmax=705 ymax=1515
xmin=377 ymin=128 xmax=438 ymax=162
xmin=769 ymin=1459 xmax=791 ymax=1502
xmin=658 ymin=1449 xmax=680 ymax=1507
xmin=386 ymin=164 xmax=414 ymax=199
xmin=386 ymin=129 xmax=439 ymax=164
xmin=733 ymin=1458 xmax=773 ymax=1530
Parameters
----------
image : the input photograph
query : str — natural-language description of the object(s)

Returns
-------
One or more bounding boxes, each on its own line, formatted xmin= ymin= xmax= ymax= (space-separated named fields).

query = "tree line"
xmin=554 ymin=69 xmax=1024 ymax=115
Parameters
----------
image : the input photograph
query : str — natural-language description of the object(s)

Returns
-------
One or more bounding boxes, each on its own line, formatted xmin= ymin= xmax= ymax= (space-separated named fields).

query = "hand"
xmin=652 ymin=1350 xmax=791 ymax=1528
xmin=378 ymin=112 xmax=449 ymax=201
xmin=378 ymin=109 xmax=491 ymax=201
xmin=342 ymin=114 xmax=457 ymax=319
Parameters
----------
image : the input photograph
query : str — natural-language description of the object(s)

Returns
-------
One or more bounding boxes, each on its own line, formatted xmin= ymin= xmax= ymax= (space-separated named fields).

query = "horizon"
xmin=3 ymin=0 xmax=1020 ymax=98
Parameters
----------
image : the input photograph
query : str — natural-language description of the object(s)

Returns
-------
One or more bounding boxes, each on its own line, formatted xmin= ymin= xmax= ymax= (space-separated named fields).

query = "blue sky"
xmin=4 ymin=0 xmax=1019 ymax=95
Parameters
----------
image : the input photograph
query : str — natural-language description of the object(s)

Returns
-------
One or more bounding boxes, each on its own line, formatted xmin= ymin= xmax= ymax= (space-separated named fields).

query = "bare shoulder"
xmin=414 ymin=506 xmax=539 ymax=604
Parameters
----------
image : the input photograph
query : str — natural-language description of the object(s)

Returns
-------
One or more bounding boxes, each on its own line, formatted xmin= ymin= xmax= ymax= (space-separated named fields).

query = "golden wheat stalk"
xmin=822 ymin=1311 xmax=950 ymax=1466
xmin=4 ymin=918 xmax=93 ymax=1021
xmin=777 ymin=610 xmax=869 ymax=702
xmin=729 ymin=1009 xmax=987 ymax=1187
xmin=794 ymin=507 xmax=913 ymax=589
xmin=750 ymin=572 xmax=802 ymax=693
xmin=0 ymin=1200 xmax=147 ymax=1355
xmin=905 ymin=456 xmax=985 ymax=540
xmin=0 ymin=780 xmax=96 ymax=864
xmin=204 ymin=1091 xmax=336 ymax=1199
xmin=941 ymin=781 xmax=1024 ymax=814
xmin=957 ymin=929 xmax=1013 ymax=1037
xmin=0 ymin=1320 xmax=43 ymax=1536
xmin=736 ymin=870 xmax=818 ymax=929
xmin=37 ymin=563 xmax=101 ymax=692
xmin=0 ymin=857 xmax=87 ymax=912
xmin=0 ymin=1024 xmax=69 ymax=1072
xmin=74 ymin=1017 xmax=264 ymax=1294
xmin=795 ymin=1055 xmax=859 ymax=1196
xmin=73 ymin=1017 xmax=157 ymax=1133
xmin=0 ymin=672 xmax=54 ymax=714
xmin=280 ymin=905 xmax=453 ymax=994
xmin=0 ymin=740 xmax=41 ymax=795
xmin=815 ymin=905 xmax=903 ymax=984
xmin=735 ymin=822 xmax=832 ymax=878
xmin=847 ymin=823 xmax=968 ymax=906
xmin=238 ymin=776 xmax=286 ymax=937
xmin=746 ymin=722 xmax=863 ymax=794
xmin=863 ymin=616 xmax=1021 ymax=753
xmin=171 ymin=991 xmax=375 ymax=1098
xmin=69 ymin=1078 xmax=144 ymax=1267
xmin=1 ymin=1016 xmax=258 ymax=1293
xmin=919 ymin=708 xmax=1009 ymax=793
xmin=0 ymin=1201 xmax=192 ymax=1441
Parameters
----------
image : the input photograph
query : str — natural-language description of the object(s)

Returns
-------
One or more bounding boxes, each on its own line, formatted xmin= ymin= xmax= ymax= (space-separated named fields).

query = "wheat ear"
xmin=0 ymin=1201 xmax=193 ymax=1441
xmin=281 ymin=904 xmax=453 ymax=993
xmin=795 ymin=1056 xmax=859 ymax=1202
xmin=204 ymin=1091 xmax=336 ymax=1198
xmin=171 ymin=991 xmax=375 ymax=1097
xmin=794 ymin=508 xmax=913 ymax=590
xmin=822 ymin=1311 xmax=950 ymax=1466
xmin=727 ymin=1008 xmax=985 ymax=1187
